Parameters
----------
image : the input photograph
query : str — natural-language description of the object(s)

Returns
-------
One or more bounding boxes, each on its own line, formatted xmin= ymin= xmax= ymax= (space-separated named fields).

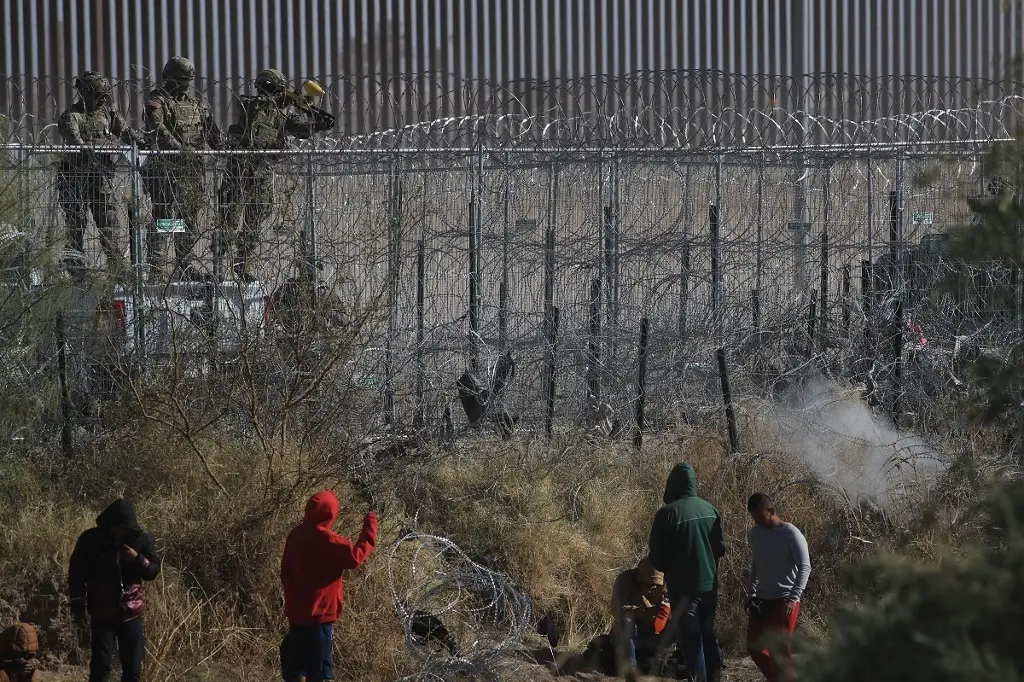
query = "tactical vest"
xmin=76 ymin=107 xmax=117 ymax=143
xmin=59 ymin=105 xmax=120 ymax=172
xmin=237 ymin=97 xmax=284 ymax=149
xmin=165 ymin=95 xmax=207 ymax=148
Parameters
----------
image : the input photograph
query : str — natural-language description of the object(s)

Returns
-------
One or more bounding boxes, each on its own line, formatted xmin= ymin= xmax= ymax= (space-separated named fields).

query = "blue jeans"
xmin=280 ymin=623 xmax=334 ymax=682
xmin=615 ymin=614 xmax=659 ymax=673
xmin=673 ymin=590 xmax=722 ymax=682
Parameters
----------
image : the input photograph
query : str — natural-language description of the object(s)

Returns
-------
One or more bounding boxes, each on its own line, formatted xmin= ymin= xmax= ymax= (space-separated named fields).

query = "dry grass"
xmin=0 ymin=407 xmax=927 ymax=680
xmin=381 ymin=427 xmax=850 ymax=654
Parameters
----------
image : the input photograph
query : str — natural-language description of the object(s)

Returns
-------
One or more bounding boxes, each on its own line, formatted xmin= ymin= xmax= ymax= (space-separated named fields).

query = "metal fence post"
xmin=384 ymin=156 xmax=403 ymax=425
xmin=499 ymin=155 xmax=511 ymax=350
xmin=587 ymin=278 xmax=601 ymax=401
xmin=545 ymin=304 xmax=559 ymax=439
xmin=128 ymin=141 xmax=147 ymax=361
xmin=604 ymin=157 xmax=620 ymax=355
xmin=714 ymin=154 xmax=723 ymax=336
xmin=861 ymin=259 xmax=874 ymax=347
xmin=679 ymin=162 xmax=693 ymax=342
xmin=819 ymin=165 xmax=831 ymax=350
xmin=754 ymin=153 xmax=764 ymax=329
xmin=679 ymin=241 xmax=691 ymax=341
xmin=710 ymin=202 xmax=722 ymax=340
xmin=544 ymin=164 xmax=557 ymax=325
xmin=633 ymin=317 xmax=649 ymax=449
xmin=717 ymin=347 xmax=740 ymax=454
xmin=468 ymin=158 xmax=482 ymax=373
xmin=805 ymin=290 xmax=818 ymax=358
xmin=56 ymin=312 xmax=74 ymax=459
xmin=890 ymin=155 xmax=906 ymax=418
xmin=867 ymin=150 xmax=874 ymax=265
xmin=842 ymin=263 xmax=852 ymax=336
xmin=303 ymin=149 xmax=318 ymax=297
xmin=415 ymin=237 xmax=425 ymax=428
xmin=819 ymin=227 xmax=829 ymax=350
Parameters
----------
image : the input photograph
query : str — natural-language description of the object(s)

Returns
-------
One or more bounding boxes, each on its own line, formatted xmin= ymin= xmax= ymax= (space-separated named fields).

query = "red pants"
xmin=746 ymin=599 xmax=800 ymax=682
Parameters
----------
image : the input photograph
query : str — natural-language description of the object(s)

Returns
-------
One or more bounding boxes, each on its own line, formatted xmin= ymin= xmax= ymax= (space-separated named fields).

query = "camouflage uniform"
xmin=217 ymin=68 xmax=333 ymax=281
xmin=56 ymin=71 xmax=135 ymax=275
xmin=142 ymin=56 xmax=222 ymax=279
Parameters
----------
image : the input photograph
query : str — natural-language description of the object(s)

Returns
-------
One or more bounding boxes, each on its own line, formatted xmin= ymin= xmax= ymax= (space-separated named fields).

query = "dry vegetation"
xmin=0 ymin=392 xmax=944 ymax=682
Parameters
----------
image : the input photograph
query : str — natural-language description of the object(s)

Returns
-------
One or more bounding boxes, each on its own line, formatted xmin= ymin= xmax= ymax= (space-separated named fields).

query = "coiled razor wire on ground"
xmin=0 ymin=71 xmax=1020 ymax=675
xmin=388 ymin=532 xmax=532 ymax=681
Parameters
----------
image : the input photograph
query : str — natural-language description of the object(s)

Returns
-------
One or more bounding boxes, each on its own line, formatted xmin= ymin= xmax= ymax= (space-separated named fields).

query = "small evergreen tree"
xmin=955 ymin=136 xmax=1024 ymax=434
xmin=799 ymin=477 xmax=1024 ymax=682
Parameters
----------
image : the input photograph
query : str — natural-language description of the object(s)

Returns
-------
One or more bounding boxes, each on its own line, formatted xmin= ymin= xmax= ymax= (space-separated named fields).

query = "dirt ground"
xmin=35 ymin=655 xmax=766 ymax=681
xmin=522 ymin=656 xmax=764 ymax=681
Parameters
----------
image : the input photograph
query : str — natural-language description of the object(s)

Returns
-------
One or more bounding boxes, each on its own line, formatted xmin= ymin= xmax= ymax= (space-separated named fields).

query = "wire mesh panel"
xmin=0 ymin=72 xmax=1021 ymax=439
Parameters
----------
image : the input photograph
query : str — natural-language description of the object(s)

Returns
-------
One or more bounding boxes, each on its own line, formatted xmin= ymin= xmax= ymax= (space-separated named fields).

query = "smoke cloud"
xmin=754 ymin=376 xmax=944 ymax=510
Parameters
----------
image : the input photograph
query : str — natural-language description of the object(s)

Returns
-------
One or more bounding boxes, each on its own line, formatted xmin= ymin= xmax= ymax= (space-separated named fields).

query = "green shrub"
xmin=800 ymin=478 xmax=1024 ymax=682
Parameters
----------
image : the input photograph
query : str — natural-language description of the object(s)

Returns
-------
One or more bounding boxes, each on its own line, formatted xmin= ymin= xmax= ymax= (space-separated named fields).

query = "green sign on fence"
xmin=912 ymin=212 xmax=934 ymax=225
xmin=155 ymin=218 xmax=187 ymax=233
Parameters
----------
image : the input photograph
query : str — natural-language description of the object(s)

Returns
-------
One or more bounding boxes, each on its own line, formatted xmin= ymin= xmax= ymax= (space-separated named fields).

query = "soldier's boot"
xmin=96 ymin=217 xmax=129 ymax=280
xmin=61 ymin=223 xmax=89 ymax=278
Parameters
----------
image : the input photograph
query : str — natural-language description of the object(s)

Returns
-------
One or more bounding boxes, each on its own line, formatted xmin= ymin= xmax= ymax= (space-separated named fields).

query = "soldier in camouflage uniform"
xmin=142 ymin=56 xmax=222 ymax=280
xmin=217 ymin=68 xmax=334 ymax=282
xmin=56 ymin=71 xmax=137 ymax=276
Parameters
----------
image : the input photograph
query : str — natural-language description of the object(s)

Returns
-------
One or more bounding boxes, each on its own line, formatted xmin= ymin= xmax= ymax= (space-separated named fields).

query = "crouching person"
xmin=611 ymin=557 xmax=671 ymax=679
xmin=0 ymin=622 xmax=40 ymax=682
xmin=280 ymin=491 xmax=377 ymax=682
xmin=68 ymin=499 xmax=161 ymax=682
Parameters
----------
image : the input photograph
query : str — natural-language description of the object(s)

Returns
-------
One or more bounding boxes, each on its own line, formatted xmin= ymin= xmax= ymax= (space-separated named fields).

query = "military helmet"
xmin=162 ymin=56 xmax=196 ymax=82
xmin=254 ymin=68 xmax=287 ymax=95
xmin=74 ymin=71 xmax=111 ymax=96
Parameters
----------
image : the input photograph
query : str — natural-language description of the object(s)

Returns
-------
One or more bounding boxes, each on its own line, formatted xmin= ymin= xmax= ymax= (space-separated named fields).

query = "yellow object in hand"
xmin=302 ymin=80 xmax=325 ymax=98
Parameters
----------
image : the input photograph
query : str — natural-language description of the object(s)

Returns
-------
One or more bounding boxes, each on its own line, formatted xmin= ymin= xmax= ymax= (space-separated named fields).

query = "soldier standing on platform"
xmin=56 ymin=71 xmax=138 ymax=277
xmin=142 ymin=56 xmax=222 ymax=281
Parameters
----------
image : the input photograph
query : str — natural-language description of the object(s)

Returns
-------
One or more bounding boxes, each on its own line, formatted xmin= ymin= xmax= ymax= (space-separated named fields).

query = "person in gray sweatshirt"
xmin=744 ymin=492 xmax=811 ymax=682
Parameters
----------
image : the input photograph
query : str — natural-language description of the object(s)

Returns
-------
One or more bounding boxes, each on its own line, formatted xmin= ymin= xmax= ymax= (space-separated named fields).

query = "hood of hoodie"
xmin=96 ymin=498 xmax=142 ymax=532
xmin=662 ymin=463 xmax=698 ymax=504
xmin=303 ymin=490 xmax=339 ymax=528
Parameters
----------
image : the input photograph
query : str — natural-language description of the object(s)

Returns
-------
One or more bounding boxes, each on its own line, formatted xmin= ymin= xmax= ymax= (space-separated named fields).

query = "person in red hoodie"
xmin=280 ymin=490 xmax=377 ymax=682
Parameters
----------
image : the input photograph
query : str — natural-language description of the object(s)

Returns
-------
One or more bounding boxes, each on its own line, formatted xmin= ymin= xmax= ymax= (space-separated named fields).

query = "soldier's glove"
xmin=125 ymin=128 xmax=145 ymax=146
xmin=310 ymin=109 xmax=336 ymax=132
xmin=69 ymin=597 xmax=86 ymax=618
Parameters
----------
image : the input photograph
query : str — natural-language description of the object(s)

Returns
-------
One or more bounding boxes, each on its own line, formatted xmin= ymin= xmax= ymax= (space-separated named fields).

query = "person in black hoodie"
xmin=68 ymin=499 xmax=161 ymax=682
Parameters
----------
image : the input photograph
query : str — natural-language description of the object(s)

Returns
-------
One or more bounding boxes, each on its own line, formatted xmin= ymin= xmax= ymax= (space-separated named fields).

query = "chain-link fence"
xmin=1 ymin=73 xmax=1022 ymax=446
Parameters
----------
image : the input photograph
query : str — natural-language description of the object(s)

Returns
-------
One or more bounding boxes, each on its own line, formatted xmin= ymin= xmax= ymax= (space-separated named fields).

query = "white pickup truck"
xmin=0 ymin=225 xmax=271 ymax=377
xmin=80 ymin=280 xmax=272 ymax=371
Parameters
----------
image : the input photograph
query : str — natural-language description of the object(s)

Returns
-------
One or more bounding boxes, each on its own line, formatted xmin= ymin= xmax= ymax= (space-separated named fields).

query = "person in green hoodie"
xmin=648 ymin=463 xmax=726 ymax=682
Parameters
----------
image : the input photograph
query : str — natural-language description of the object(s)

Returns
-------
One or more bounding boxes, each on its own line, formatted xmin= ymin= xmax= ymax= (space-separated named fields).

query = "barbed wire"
xmin=0 ymin=72 xmax=1020 ymax=678
xmin=3 ymin=71 xmax=1023 ymax=149
xmin=388 ymin=532 xmax=532 ymax=681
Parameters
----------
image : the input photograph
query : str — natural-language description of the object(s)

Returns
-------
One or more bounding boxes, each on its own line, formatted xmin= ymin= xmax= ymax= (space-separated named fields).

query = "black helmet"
xmin=74 ymin=71 xmax=111 ymax=96
xmin=254 ymin=68 xmax=287 ymax=95
xmin=162 ymin=56 xmax=196 ymax=82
